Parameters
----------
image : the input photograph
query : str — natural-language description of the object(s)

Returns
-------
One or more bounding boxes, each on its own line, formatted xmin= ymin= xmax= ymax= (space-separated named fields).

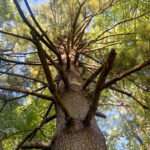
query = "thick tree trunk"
xmin=50 ymin=99 xmax=106 ymax=150
xmin=49 ymin=65 xmax=107 ymax=150
xmin=51 ymin=123 xmax=106 ymax=150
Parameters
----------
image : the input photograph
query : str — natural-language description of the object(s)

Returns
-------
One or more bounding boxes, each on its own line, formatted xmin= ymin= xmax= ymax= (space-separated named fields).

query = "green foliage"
xmin=0 ymin=0 xmax=150 ymax=149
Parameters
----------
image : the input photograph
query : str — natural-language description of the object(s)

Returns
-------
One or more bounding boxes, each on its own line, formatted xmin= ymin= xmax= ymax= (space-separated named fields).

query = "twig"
xmin=0 ymin=56 xmax=45 ymax=66
xmin=0 ymin=71 xmax=47 ymax=85
xmin=24 ymin=0 xmax=53 ymax=46
xmin=88 ymin=11 xmax=150 ymax=45
xmin=110 ymin=86 xmax=149 ymax=110
xmin=13 ymin=0 xmax=62 ymax=64
xmin=0 ymin=85 xmax=54 ymax=101
xmin=96 ymin=112 xmax=106 ymax=118
xmin=0 ymin=30 xmax=32 ymax=41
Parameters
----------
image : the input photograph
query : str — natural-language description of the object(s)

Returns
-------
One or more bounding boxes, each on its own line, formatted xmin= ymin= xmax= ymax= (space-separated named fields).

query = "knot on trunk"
xmin=66 ymin=119 xmax=84 ymax=132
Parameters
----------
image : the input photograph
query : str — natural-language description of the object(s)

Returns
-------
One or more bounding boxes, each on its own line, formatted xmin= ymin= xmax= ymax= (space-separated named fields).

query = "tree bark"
xmin=49 ymin=65 xmax=107 ymax=150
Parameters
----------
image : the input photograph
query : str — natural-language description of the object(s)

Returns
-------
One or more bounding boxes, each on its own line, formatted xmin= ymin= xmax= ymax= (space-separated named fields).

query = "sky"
xmin=30 ymin=0 xmax=48 ymax=5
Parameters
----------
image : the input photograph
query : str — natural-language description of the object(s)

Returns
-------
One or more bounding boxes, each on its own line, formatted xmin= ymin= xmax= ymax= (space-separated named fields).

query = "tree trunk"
xmin=51 ymin=123 xmax=106 ymax=150
xmin=49 ymin=65 xmax=107 ymax=150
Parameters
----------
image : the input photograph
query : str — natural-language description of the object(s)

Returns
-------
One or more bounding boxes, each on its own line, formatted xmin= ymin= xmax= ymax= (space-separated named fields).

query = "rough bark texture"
xmin=49 ymin=65 xmax=107 ymax=150
xmin=51 ymin=124 xmax=106 ymax=150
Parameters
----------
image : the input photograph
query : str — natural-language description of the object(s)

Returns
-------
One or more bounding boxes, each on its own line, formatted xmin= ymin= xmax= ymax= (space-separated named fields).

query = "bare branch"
xmin=13 ymin=0 xmax=62 ymax=64
xmin=74 ymin=17 xmax=92 ymax=48
xmin=24 ymin=0 xmax=53 ymax=45
xmin=0 ymin=56 xmax=45 ymax=66
xmin=84 ymin=49 xmax=116 ymax=125
xmin=97 ymin=32 xmax=136 ymax=42
xmin=88 ymin=0 xmax=119 ymax=18
xmin=0 ymin=30 xmax=32 ymax=41
xmin=0 ymin=51 xmax=37 ymax=57
xmin=43 ymin=51 xmax=69 ymax=89
xmin=43 ymin=102 xmax=54 ymax=120
xmin=0 ymin=86 xmax=49 ymax=113
xmin=110 ymin=86 xmax=149 ymax=110
xmin=15 ymin=115 xmax=56 ymax=150
xmin=88 ymin=11 xmax=150 ymax=45
xmin=71 ymin=0 xmax=87 ymax=46
xmin=80 ymin=53 xmax=101 ymax=64
xmin=99 ymin=11 xmax=150 ymax=37
xmin=0 ymin=85 xmax=54 ymax=101
xmin=90 ymin=42 xmax=122 ymax=52
xmin=32 ymin=35 xmax=56 ymax=94
xmin=99 ymin=103 xmax=130 ymax=107
xmin=0 ymin=71 xmax=47 ymax=85
xmin=32 ymin=33 xmax=71 ymax=119
xmin=103 ymin=60 xmax=150 ymax=89
xmin=16 ymin=102 xmax=55 ymax=150
xmin=96 ymin=111 xmax=106 ymax=119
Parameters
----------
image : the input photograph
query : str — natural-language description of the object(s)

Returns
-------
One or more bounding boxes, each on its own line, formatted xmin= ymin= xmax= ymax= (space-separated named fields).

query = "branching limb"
xmin=80 ymin=53 xmax=101 ymax=64
xmin=110 ymin=86 xmax=149 ymax=110
xmin=15 ymin=115 xmax=56 ymax=150
xmin=71 ymin=0 xmax=87 ymax=46
xmin=88 ymin=11 xmax=150 ymax=46
xmin=0 ymin=85 xmax=54 ymax=101
xmin=0 ymin=56 xmax=45 ymax=66
xmin=43 ymin=103 xmax=54 ymax=120
xmin=16 ymin=103 xmax=55 ymax=150
xmin=43 ymin=51 xmax=69 ymax=89
xmin=32 ymin=33 xmax=71 ymax=120
xmin=103 ymin=60 xmax=150 ymax=89
xmin=0 ymin=71 xmax=47 ymax=85
xmin=0 ymin=51 xmax=37 ymax=57
xmin=32 ymin=35 xmax=56 ymax=94
xmin=13 ymin=0 xmax=62 ymax=64
xmin=23 ymin=1 xmax=68 ymax=83
xmin=0 ymin=86 xmax=54 ymax=114
xmin=88 ymin=0 xmax=119 ymax=18
xmin=99 ymin=11 xmax=150 ymax=37
xmin=74 ymin=18 xmax=92 ymax=47
xmin=83 ymin=49 xmax=116 ymax=125
xmin=97 ymin=32 xmax=136 ymax=42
